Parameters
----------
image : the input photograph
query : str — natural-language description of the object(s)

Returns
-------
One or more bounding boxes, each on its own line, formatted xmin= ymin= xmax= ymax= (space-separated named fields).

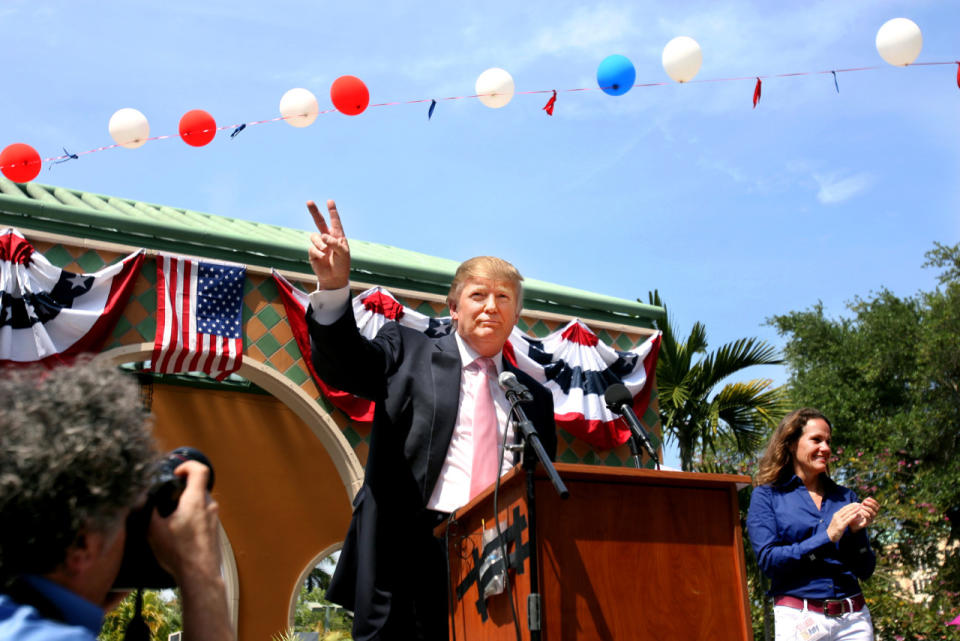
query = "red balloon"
xmin=0 ymin=143 xmax=42 ymax=183
xmin=178 ymin=109 xmax=217 ymax=147
xmin=330 ymin=76 xmax=370 ymax=116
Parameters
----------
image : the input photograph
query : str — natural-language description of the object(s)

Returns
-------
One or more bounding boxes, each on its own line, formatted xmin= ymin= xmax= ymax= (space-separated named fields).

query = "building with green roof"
xmin=0 ymin=177 xmax=665 ymax=640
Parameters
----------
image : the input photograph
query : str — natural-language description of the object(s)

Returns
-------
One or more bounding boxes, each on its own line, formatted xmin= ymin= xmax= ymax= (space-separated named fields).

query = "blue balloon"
xmin=597 ymin=54 xmax=636 ymax=96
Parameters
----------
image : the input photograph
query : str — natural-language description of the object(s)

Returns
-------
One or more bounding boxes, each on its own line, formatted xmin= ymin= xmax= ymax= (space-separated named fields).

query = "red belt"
xmin=774 ymin=594 xmax=866 ymax=617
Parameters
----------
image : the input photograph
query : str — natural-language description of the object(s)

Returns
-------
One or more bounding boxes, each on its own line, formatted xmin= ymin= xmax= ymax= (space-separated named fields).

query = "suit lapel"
xmin=425 ymin=332 xmax=462 ymax=497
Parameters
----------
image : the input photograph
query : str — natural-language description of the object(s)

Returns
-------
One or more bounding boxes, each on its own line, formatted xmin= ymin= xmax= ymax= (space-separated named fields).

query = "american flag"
xmin=151 ymin=254 xmax=245 ymax=380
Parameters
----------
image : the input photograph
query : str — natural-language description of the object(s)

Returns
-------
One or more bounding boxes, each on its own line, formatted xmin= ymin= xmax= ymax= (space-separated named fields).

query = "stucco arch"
xmin=95 ymin=344 xmax=365 ymax=639
xmin=96 ymin=342 xmax=364 ymax=501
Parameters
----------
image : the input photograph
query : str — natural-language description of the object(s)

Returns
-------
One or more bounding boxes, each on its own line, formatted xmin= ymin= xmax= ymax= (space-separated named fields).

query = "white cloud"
xmin=813 ymin=171 xmax=874 ymax=205
xmin=528 ymin=4 xmax=640 ymax=58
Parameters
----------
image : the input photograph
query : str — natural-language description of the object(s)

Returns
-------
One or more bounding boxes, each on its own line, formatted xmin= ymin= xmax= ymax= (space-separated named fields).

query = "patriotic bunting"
xmin=0 ymin=228 xmax=144 ymax=366
xmin=272 ymin=271 xmax=661 ymax=450
xmin=150 ymin=254 xmax=245 ymax=381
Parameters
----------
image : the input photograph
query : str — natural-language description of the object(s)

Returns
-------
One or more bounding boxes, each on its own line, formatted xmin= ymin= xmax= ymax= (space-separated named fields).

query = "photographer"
xmin=0 ymin=359 xmax=234 ymax=641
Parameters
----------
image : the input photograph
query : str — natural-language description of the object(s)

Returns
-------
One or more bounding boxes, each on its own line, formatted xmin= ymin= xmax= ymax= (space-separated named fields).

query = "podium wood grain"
xmin=439 ymin=464 xmax=753 ymax=641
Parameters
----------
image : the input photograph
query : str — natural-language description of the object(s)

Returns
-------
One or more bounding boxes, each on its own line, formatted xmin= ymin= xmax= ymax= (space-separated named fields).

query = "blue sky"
xmin=3 ymin=1 xmax=958 ymax=466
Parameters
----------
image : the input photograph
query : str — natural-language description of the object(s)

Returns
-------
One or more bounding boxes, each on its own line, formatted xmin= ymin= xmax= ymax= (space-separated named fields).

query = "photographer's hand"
xmin=148 ymin=461 xmax=234 ymax=641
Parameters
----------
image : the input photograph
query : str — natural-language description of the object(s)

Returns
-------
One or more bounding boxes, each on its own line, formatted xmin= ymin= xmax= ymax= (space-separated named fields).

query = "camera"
xmin=112 ymin=447 xmax=215 ymax=591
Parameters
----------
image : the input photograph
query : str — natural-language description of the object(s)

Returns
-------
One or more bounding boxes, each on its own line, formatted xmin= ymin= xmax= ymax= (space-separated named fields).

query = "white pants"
xmin=774 ymin=604 xmax=874 ymax=641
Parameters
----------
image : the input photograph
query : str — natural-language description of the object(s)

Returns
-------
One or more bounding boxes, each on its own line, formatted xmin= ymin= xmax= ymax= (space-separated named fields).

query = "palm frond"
xmin=696 ymin=337 xmax=782 ymax=389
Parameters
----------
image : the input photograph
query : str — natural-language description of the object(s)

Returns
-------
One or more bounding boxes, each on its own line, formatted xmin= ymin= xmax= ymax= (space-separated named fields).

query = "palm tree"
xmin=646 ymin=290 xmax=787 ymax=471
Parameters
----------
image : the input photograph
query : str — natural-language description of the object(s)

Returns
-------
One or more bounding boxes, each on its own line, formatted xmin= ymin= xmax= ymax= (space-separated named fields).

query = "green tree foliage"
xmin=768 ymin=242 xmax=960 ymax=640
xmin=98 ymin=589 xmax=181 ymax=641
xmin=290 ymin=561 xmax=352 ymax=639
xmin=645 ymin=290 xmax=788 ymax=470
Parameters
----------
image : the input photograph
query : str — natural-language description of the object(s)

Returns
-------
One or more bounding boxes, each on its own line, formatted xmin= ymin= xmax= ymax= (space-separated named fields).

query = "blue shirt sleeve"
xmin=746 ymin=484 xmax=834 ymax=578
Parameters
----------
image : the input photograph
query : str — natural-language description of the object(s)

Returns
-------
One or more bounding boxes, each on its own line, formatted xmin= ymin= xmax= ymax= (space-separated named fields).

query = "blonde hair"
xmin=755 ymin=408 xmax=832 ymax=486
xmin=446 ymin=256 xmax=524 ymax=312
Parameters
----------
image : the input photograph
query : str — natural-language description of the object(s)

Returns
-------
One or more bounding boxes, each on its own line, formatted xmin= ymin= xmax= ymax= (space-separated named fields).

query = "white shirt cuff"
xmin=308 ymin=286 xmax=351 ymax=325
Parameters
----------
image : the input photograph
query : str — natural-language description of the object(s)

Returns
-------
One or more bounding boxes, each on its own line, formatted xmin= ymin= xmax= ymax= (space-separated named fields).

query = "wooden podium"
xmin=437 ymin=463 xmax=753 ymax=641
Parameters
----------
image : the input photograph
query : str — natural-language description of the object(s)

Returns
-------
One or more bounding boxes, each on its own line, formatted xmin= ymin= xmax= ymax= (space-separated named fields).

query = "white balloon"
xmin=475 ymin=68 xmax=515 ymax=109
xmin=662 ymin=36 xmax=703 ymax=83
xmin=108 ymin=108 xmax=150 ymax=149
xmin=279 ymin=87 xmax=319 ymax=128
xmin=876 ymin=18 xmax=923 ymax=67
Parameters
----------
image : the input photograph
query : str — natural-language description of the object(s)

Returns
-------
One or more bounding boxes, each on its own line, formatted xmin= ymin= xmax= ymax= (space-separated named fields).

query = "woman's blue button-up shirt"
xmin=746 ymin=475 xmax=876 ymax=599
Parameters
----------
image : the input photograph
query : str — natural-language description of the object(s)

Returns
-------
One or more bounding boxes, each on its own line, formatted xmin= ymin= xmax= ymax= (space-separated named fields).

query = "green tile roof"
xmin=0 ymin=177 xmax=663 ymax=327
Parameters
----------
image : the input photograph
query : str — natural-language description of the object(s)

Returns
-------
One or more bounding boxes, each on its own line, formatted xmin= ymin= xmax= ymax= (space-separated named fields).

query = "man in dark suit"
xmin=304 ymin=199 xmax=557 ymax=641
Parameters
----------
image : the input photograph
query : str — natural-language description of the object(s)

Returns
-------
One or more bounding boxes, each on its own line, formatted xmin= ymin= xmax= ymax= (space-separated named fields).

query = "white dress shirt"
xmin=308 ymin=286 xmax=517 ymax=513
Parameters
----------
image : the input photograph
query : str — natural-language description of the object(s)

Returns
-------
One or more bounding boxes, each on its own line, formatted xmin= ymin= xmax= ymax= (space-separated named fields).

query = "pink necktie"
xmin=469 ymin=357 xmax=499 ymax=500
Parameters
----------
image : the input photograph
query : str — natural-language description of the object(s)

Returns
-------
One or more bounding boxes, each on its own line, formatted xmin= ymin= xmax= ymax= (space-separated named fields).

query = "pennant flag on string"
xmin=271 ymin=273 xmax=662 ymax=450
xmin=832 ymin=70 xmax=840 ymax=93
xmin=956 ymin=62 xmax=959 ymax=90
xmin=753 ymin=77 xmax=762 ymax=108
xmin=428 ymin=99 xmax=437 ymax=120
xmin=151 ymin=254 xmax=246 ymax=381
xmin=0 ymin=228 xmax=145 ymax=366
xmin=542 ymin=90 xmax=557 ymax=116
xmin=51 ymin=148 xmax=79 ymax=167
xmin=230 ymin=124 xmax=246 ymax=138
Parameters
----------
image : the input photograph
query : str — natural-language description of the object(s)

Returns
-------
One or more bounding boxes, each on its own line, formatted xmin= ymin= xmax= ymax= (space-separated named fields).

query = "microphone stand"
xmin=504 ymin=393 xmax=568 ymax=641
xmin=625 ymin=434 xmax=643 ymax=469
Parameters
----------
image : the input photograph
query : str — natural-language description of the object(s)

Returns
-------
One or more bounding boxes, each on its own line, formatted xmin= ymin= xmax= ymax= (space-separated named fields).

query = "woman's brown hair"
xmin=755 ymin=408 xmax=832 ymax=486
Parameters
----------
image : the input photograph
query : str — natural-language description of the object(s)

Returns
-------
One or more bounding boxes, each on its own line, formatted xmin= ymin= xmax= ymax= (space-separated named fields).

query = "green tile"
xmin=76 ymin=250 xmax=106 ymax=273
xmin=257 ymin=305 xmax=282 ymax=329
xmin=415 ymin=302 xmax=438 ymax=316
xmin=643 ymin=408 xmax=659 ymax=427
xmin=136 ymin=316 xmax=156 ymax=342
xmin=597 ymin=329 xmax=613 ymax=345
xmin=257 ymin=278 xmax=279 ymax=300
xmin=615 ymin=334 xmax=634 ymax=351
xmin=515 ymin=319 xmax=530 ymax=333
xmin=41 ymin=245 xmax=73 ymax=268
xmin=558 ymin=449 xmax=580 ymax=464
xmin=559 ymin=429 xmax=575 ymax=444
xmin=581 ymin=451 xmax=597 ymax=465
xmin=112 ymin=316 xmax=132 ymax=338
xmin=529 ymin=320 xmax=550 ymax=338
xmin=284 ymin=339 xmax=303 ymax=360
xmin=284 ymin=363 xmax=309 ymax=386
xmin=255 ymin=333 xmax=281 ymax=357
xmin=243 ymin=277 xmax=254 ymax=295
xmin=343 ymin=427 xmax=362 ymax=448
xmin=315 ymin=394 xmax=333 ymax=413
xmin=264 ymin=360 xmax=278 ymax=371
xmin=137 ymin=292 xmax=156 ymax=317
xmin=141 ymin=263 xmax=157 ymax=285
xmin=643 ymin=458 xmax=658 ymax=470
xmin=604 ymin=451 xmax=624 ymax=467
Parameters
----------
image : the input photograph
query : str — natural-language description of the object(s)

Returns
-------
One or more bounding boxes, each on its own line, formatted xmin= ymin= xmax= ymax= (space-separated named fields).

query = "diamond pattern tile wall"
xmin=31 ymin=238 xmax=661 ymax=469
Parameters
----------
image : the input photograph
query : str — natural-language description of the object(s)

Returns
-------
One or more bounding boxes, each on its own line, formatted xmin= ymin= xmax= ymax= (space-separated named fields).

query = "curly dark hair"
xmin=0 ymin=359 xmax=158 ymax=585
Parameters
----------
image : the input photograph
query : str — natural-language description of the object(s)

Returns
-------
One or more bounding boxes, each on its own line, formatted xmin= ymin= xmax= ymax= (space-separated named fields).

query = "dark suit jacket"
xmin=307 ymin=305 xmax=556 ymax=640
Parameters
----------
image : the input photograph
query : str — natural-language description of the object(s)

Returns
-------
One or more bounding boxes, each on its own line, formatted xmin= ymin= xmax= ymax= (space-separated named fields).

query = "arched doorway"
xmin=98 ymin=345 xmax=363 ymax=641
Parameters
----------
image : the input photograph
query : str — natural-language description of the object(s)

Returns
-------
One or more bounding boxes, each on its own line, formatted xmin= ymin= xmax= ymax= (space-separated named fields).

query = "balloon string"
xmin=28 ymin=59 xmax=959 ymax=167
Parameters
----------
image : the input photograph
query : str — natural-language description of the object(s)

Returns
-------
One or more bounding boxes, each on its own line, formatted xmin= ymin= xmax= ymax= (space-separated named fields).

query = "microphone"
xmin=604 ymin=383 xmax=659 ymax=464
xmin=498 ymin=371 xmax=533 ymax=402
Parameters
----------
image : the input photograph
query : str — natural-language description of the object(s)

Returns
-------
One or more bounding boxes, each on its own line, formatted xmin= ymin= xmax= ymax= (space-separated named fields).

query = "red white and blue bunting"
xmin=273 ymin=271 xmax=661 ymax=450
xmin=0 ymin=228 xmax=144 ymax=366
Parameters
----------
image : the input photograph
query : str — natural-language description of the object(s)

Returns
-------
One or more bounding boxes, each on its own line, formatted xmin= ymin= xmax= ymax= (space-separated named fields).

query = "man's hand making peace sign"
xmin=307 ymin=199 xmax=351 ymax=290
